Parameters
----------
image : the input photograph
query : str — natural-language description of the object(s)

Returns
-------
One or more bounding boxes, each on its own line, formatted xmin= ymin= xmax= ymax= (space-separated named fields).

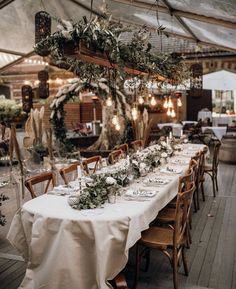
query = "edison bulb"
xmin=150 ymin=96 xmax=157 ymax=106
xmin=131 ymin=107 xmax=138 ymax=120
xmin=138 ymin=96 xmax=144 ymax=105
xmin=171 ymin=109 xmax=176 ymax=118
xmin=115 ymin=123 xmax=121 ymax=131
xmin=112 ymin=115 xmax=118 ymax=125
xmin=106 ymin=96 xmax=113 ymax=107
xmin=168 ymin=98 xmax=173 ymax=108
xmin=167 ymin=108 xmax=171 ymax=116
xmin=177 ymin=98 xmax=182 ymax=107
xmin=163 ymin=99 xmax=168 ymax=108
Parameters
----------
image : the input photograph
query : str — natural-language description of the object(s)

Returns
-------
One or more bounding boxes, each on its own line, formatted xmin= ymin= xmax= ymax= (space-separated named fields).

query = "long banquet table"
xmin=7 ymin=143 xmax=205 ymax=289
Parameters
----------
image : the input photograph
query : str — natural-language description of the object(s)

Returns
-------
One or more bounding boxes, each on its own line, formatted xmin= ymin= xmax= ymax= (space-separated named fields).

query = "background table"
xmin=198 ymin=111 xmax=212 ymax=121
xmin=201 ymin=126 xmax=227 ymax=140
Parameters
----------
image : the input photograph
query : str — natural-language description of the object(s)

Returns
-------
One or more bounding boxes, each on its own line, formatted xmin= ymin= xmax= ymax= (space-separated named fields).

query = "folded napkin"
xmin=143 ymin=178 xmax=169 ymax=185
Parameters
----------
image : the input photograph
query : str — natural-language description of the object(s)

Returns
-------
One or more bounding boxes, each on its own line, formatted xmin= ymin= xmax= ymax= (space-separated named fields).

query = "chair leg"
xmin=182 ymin=247 xmax=189 ymax=276
xmin=133 ymin=245 xmax=140 ymax=289
xmin=144 ymin=248 xmax=150 ymax=272
xmin=173 ymin=248 xmax=179 ymax=289
xmin=211 ymin=175 xmax=216 ymax=197
xmin=193 ymin=190 xmax=198 ymax=212
xmin=201 ymin=181 xmax=205 ymax=202
xmin=196 ymin=186 xmax=200 ymax=210
xmin=215 ymin=172 xmax=219 ymax=192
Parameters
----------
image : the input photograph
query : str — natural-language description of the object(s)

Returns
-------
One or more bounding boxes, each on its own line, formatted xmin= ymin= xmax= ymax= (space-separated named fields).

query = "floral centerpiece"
xmin=130 ymin=141 xmax=173 ymax=177
xmin=71 ymin=174 xmax=121 ymax=210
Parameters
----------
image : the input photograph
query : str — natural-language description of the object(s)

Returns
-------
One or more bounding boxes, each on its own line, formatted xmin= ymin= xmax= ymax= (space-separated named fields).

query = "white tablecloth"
xmin=212 ymin=114 xmax=236 ymax=126
xmin=157 ymin=123 xmax=183 ymax=137
xmin=198 ymin=111 xmax=212 ymax=121
xmin=7 ymin=144 xmax=204 ymax=289
xmin=201 ymin=126 xmax=227 ymax=140
xmin=182 ymin=121 xmax=198 ymax=126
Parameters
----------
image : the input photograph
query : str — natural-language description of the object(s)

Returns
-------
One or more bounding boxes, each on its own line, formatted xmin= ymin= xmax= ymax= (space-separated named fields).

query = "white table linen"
xmin=212 ymin=114 xmax=236 ymax=126
xmin=198 ymin=111 xmax=212 ymax=121
xmin=157 ymin=123 xmax=183 ymax=137
xmin=201 ymin=126 xmax=227 ymax=140
xmin=7 ymin=144 xmax=205 ymax=289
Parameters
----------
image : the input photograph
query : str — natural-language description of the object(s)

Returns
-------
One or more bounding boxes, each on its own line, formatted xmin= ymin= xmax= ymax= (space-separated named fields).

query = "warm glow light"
xmin=131 ymin=107 xmax=138 ymax=120
xmin=138 ymin=96 xmax=144 ymax=105
xmin=168 ymin=98 xmax=173 ymax=108
xmin=34 ymin=80 xmax=40 ymax=86
xmin=167 ymin=108 xmax=171 ymax=116
xmin=112 ymin=115 xmax=118 ymax=125
xmin=115 ymin=123 xmax=121 ymax=131
xmin=24 ymin=80 xmax=31 ymax=85
xmin=163 ymin=99 xmax=168 ymax=109
xmin=56 ymin=78 xmax=63 ymax=85
xmin=171 ymin=109 xmax=176 ymax=118
xmin=106 ymin=96 xmax=113 ymax=107
xmin=177 ymin=98 xmax=182 ymax=107
xmin=150 ymin=96 xmax=157 ymax=106
xmin=24 ymin=59 xmax=28 ymax=63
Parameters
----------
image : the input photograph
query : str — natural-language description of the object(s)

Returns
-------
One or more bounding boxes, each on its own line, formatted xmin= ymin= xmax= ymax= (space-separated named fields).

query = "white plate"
xmin=160 ymin=167 xmax=182 ymax=174
xmin=124 ymin=189 xmax=157 ymax=198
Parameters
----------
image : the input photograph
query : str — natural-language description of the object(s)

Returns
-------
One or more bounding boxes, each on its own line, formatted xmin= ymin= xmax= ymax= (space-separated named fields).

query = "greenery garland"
xmin=34 ymin=14 xmax=189 ymax=82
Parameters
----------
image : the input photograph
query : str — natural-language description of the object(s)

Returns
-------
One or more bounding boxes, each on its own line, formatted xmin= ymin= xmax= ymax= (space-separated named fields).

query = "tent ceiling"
xmin=0 ymin=0 xmax=236 ymax=72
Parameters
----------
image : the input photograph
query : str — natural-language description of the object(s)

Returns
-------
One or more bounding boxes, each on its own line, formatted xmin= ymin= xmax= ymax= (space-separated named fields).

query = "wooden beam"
xmin=0 ymin=48 xmax=25 ymax=56
xmin=0 ymin=51 xmax=35 ymax=74
xmin=112 ymin=0 xmax=236 ymax=29
xmin=0 ymin=0 xmax=16 ymax=9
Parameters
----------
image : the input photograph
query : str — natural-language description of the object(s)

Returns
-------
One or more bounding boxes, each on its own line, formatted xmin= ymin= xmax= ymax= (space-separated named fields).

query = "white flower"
xmin=132 ymin=160 xmax=138 ymax=166
xmin=155 ymin=145 xmax=161 ymax=151
xmin=140 ymin=162 xmax=146 ymax=170
xmin=106 ymin=177 xmax=116 ymax=185
xmin=161 ymin=141 xmax=167 ymax=147
xmin=161 ymin=152 xmax=168 ymax=158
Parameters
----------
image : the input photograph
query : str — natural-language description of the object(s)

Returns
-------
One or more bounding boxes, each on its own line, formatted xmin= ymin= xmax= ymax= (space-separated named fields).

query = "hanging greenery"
xmin=34 ymin=14 xmax=188 ymax=82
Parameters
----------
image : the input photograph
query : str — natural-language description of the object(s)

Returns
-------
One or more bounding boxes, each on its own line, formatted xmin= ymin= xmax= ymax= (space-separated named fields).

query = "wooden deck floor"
xmin=0 ymin=162 xmax=236 ymax=289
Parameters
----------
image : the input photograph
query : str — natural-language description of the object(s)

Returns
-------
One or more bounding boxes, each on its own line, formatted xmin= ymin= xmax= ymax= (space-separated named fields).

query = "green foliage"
xmin=0 ymin=99 xmax=23 ymax=123
xmin=34 ymin=14 xmax=188 ymax=82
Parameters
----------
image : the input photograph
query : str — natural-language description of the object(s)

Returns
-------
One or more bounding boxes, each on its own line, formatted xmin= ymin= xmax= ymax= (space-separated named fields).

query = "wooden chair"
xmin=59 ymin=162 xmax=80 ymax=185
xmin=115 ymin=143 xmax=129 ymax=155
xmin=131 ymin=140 xmax=144 ymax=151
xmin=204 ymin=142 xmax=221 ymax=197
xmin=25 ymin=171 xmax=56 ymax=199
xmin=112 ymin=273 xmax=129 ymax=289
xmin=198 ymin=146 xmax=208 ymax=203
xmin=81 ymin=155 xmax=102 ymax=175
xmin=154 ymin=168 xmax=194 ymax=247
xmin=133 ymin=181 xmax=195 ymax=289
xmin=108 ymin=149 xmax=123 ymax=164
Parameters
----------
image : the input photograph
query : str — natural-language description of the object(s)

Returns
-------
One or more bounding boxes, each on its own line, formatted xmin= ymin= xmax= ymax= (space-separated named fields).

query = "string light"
xmin=177 ymin=98 xmax=182 ymax=107
xmin=171 ymin=109 xmax=176 ymax=118
xmin=115 ymin=123 xmax=121 ymax=131
xmin=163 ymin=98 xmax=168 ymax=108
xmin=106 ymin=96 xmax=113 ymax=107
xmin=24 ymin=58 xmax=49 ymax=65
xmin=150 ymin=96 xmax=157 ymax=106
xmin=168 ymin=97 xmax=173 ymax=108
xmin=138 ymin=96 xmax=144 ymax=105
xmin=131 ymin=106 xmax=138 ymax=120
xmin=112 ymin=114 xmax=119 ymax=125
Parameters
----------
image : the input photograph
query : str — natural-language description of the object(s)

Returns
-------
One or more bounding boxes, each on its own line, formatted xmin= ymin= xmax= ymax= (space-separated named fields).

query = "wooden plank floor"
xmin=0 ymin=162 xmax=236 ymax=289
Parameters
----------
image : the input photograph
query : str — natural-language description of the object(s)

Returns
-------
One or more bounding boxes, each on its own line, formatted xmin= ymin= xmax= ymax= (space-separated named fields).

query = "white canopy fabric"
xmin=203 ymin=70 xmax=236 ymax=90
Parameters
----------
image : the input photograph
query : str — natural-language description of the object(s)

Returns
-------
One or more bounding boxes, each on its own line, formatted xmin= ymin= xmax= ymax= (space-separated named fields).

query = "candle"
xmin=166 ymin=136 xmax=169 ymax=145
xmin=77 ymin=165 xmax=82 ymax=179
xmin=180 ymin=129 xmax=183 ymax=137
xmin=169 ymin=131 xmax=172 ymax=139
